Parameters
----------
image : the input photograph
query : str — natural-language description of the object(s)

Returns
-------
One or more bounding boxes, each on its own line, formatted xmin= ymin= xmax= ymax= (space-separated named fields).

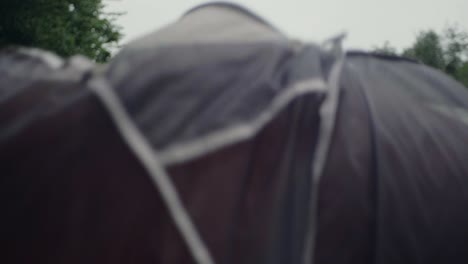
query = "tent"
xmin=2 ymin=3 xmax=468 ymax=264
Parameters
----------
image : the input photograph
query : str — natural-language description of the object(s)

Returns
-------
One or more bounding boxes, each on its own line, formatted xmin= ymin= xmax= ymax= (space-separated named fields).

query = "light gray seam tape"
xmin=302 ymin=43 xmax=346 ymax=264
xmin=158 ymin=77 xmax=327 ymax=166
xmin=88 ymin=77 xmax=215 ymax=264
xmin=430 ymin=104 xmax=468 ymax=127
xmin=17 ymin=48 xmax=65 ymax=69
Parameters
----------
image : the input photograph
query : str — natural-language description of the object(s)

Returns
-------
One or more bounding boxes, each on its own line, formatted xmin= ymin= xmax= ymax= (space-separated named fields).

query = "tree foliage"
xmin=0 ymin=0 xmax=122 ymax=62
xmin=403 ymin=30 xmax=446 ymax=70
xmin=457 ymin=62 xmax=468 ymax=86
xmin=374 ymin=26 xmax=468 ymax=87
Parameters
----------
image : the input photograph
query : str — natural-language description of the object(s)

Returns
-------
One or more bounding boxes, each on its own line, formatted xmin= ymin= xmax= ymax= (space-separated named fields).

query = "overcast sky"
xmin=106 ymin=0 xmax=468 ymax=51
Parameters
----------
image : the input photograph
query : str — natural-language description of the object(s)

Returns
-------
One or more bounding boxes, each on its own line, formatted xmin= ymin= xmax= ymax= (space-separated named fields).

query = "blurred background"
xmin=1 ymin=0 xmax=467 ymax=86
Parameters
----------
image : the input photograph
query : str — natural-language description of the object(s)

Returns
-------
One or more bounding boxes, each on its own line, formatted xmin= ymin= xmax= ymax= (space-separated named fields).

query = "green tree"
xmin=457 ymin=62 xmax=468 ymax=86
xmin=443 ymin=25 xmax=468 ymax=79
xmin=402 ymin=30 xmax=446 ymax=70
xmin=374 ymin=26 xmax=468 ymax=87
xmin=0 ymin=0 xmax=122 ymax=62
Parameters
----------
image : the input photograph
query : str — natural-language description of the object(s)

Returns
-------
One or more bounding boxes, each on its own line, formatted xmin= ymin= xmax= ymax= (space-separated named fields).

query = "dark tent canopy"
xmin=2 ymin=3 xmax=468 ymax=264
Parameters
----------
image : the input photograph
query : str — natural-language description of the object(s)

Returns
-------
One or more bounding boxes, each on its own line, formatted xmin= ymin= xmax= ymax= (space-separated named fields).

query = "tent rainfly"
xmin=1 ymin=3 xmax=468 ymax=264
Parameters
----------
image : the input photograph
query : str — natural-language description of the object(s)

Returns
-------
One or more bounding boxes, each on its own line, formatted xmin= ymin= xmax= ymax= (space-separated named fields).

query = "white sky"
xmin=106 ymin=0 xmax=468 ymax=51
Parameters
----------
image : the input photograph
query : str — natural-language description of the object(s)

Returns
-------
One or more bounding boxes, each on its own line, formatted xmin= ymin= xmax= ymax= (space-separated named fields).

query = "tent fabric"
xmin=2 ymin=2 xmax=468 ymax=264
xmin=105 ymin=3 xmax=327 ymax=165
xmin=343 ymin=53 xmax=468 ymax=264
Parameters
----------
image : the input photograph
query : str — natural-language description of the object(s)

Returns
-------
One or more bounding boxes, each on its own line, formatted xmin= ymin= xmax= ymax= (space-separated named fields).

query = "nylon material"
xmin=108 ymin=43 xmax=294 ymax=100
xmin=0 ymin=50 xmax=92 ymax=85
xmin=4 ymin=9 xmax=468 ymax=263
xmin=0 ymin=99 xmax=43 ymax=142
xmin=266 ymin=100 xmax=305 ymax=264
xmin=430 ymin=104 xmax=468 ymax=127
xmin=347 ymin=55 xmax=468 ymax=263
xmin=108 ymin=44 xmax=326 ymax=155
xmin=157 ymin=78 xmax=327 ymax=165
xmin=303 ymin=46 xmax=346 ymax=264
xmin=350 ymin=57 xmax=468 ymax=107
xmin=87 ymin=77 xmax=215 ymax=264
xmin=348 ymin=58 xmax=468 ymax=176
xmin=349 ymin=60 xmax=468 ymax=177
xmin=108 ymin=4 xmax=291 ymax=87
xmin=67 ymin=55 xmax=95 ymax=72
xmin=131 ymin=45 xmax=291 ymax=143
xmin=16 ymin=48 xmax=64 ymax=69
xmin=376 ymin=62 xmax=453 ymax=104
xmin=0 ymin=52 xmax=58 ymax=82
xmin=313 ymin=67 xmax=375 ymax=264
xmin=374 ymin=114 xmax=468 ymax=263
xmin=0 ymin=51 xmax=92 ymax=142
xmin=415 ymin=64 xmax=468 ymax=104
xmin=350 ymin=60 xmax=468 ymax=179
xmin=265 ymin=96 xmax=322 ymax=264
xmin=109 ymin=42 xmax=293 ymax=88
xmin=377 ymin=100 xmax=468 ymax=177
xmin=287 ymin=45 xmax=327 ymax=86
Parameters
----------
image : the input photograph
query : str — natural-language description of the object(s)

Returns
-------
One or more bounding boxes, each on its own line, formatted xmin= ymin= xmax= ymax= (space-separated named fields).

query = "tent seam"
xmin=87 ymin=76 xmax=215 ymax=264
